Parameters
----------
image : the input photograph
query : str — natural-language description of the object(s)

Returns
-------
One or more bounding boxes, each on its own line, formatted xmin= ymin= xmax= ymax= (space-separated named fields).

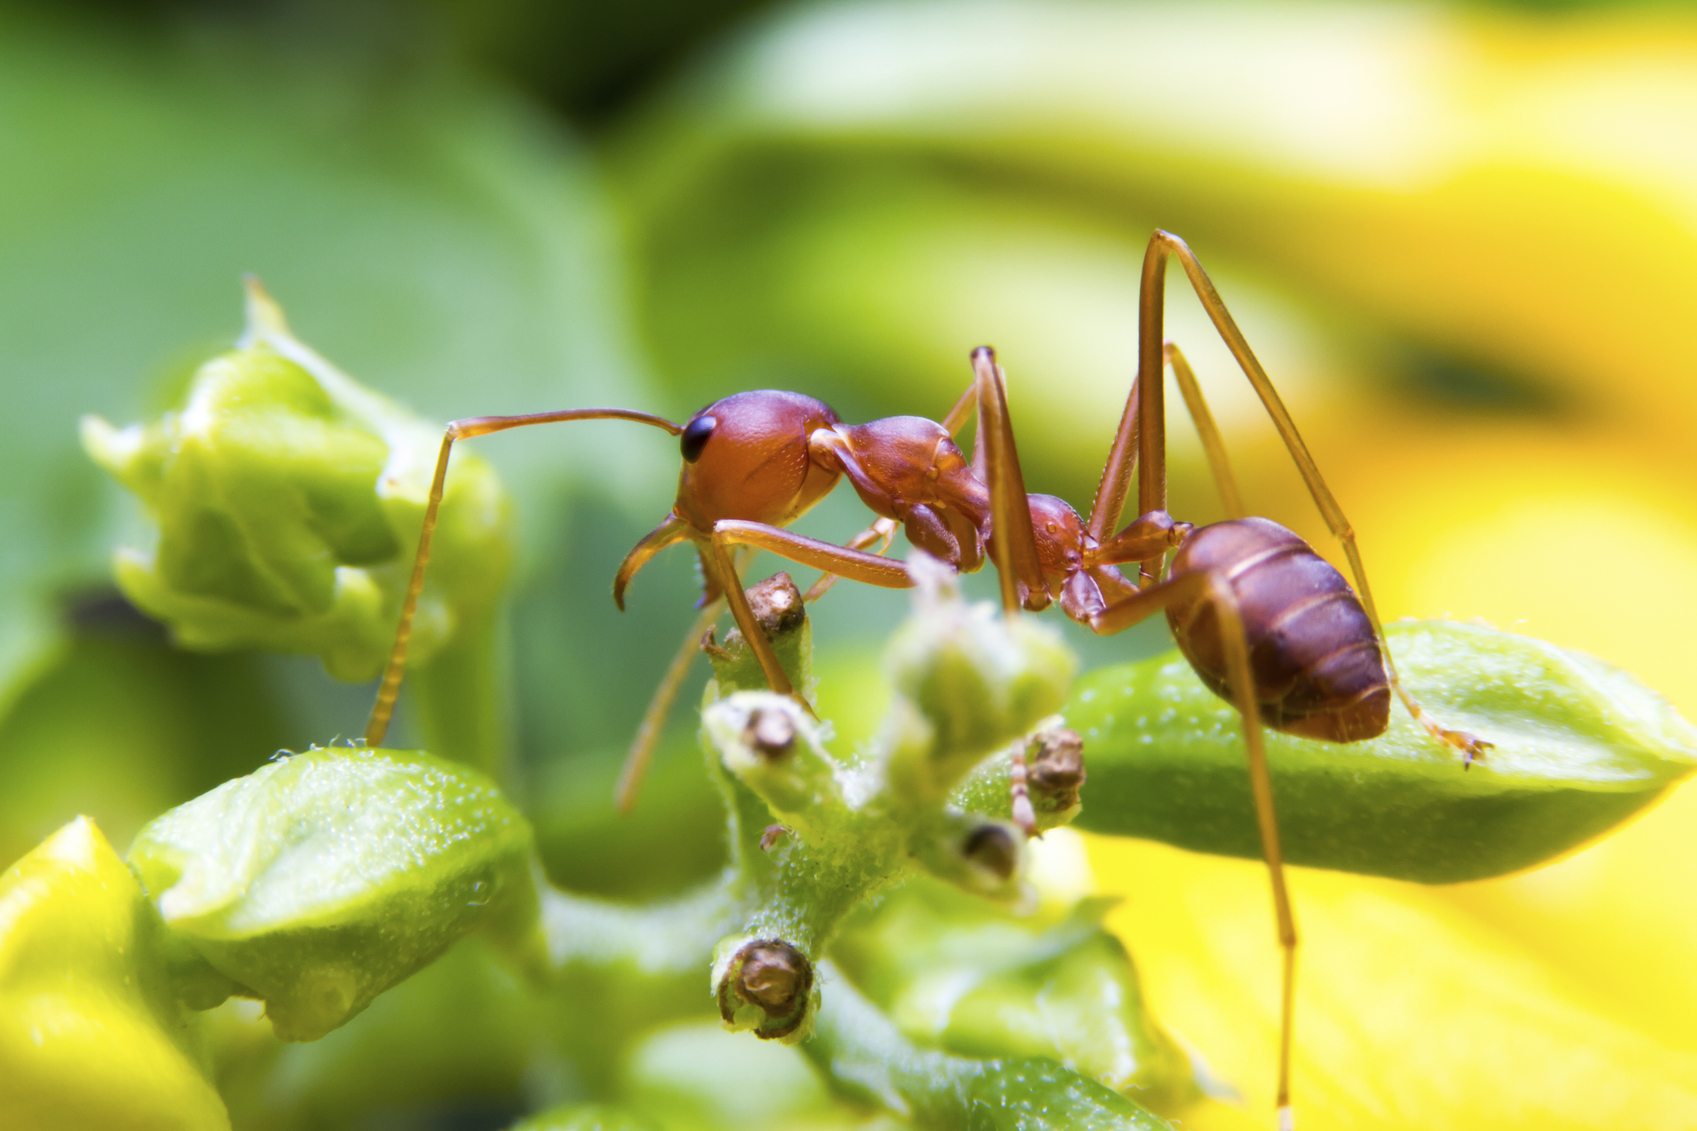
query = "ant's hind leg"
xmin=1165 ymin=342 xmax=1246 ymax=520
xmin=1089 ymin=570 xmax=1299 ymax=1131
xmin=1138 ymin=231 xmax=1488 ymax=762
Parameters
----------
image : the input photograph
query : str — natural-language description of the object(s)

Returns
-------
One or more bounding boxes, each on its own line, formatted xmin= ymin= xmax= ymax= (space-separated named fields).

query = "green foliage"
xmin=805 ymin=970 xmax=1175 ymax=1131
xmin=832 ymin=881 xmax=1196 ymax=1111
xmin=128 ymin=746 xmax=536 ymax=1040
xmin=1071 ymin=620 xmax=1697 ymax=881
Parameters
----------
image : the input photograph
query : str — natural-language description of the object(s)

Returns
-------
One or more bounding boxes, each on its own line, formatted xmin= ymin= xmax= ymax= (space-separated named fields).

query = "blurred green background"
xmin=3 ymin=1 xmax=1696 ymax=1128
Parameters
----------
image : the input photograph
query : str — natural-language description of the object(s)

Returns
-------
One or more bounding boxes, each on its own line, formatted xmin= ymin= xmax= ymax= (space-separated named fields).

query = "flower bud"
xmin=703 ymin=693 xmax=844 ymax=828
xmin=704 ymin=572 xmax=815 ymax=701
xmin=714 ymin=936 xmax=817 ymax=1041
xmin=884 ymin=562 xmax=1075 ymax=794
xmin=127 ymin=746 xmax=536 ymax=1040
xmin=81 ymin=281 xmax=510 ymax=681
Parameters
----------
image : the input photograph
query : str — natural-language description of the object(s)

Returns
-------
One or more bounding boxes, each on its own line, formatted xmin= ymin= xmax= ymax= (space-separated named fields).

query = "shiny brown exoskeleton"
xmin=1167 ymin=517 xmax=1390 ymax=743
xmin=361 ymin=230 xmax=1488 ymax=1130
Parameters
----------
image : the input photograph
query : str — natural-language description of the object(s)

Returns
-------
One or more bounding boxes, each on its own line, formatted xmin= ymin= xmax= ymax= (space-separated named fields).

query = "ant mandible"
xmin=362 ymin=230 xmax=1489 ymax=1130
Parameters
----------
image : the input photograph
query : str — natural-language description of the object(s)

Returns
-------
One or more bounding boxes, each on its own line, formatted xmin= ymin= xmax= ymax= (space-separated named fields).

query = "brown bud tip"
xmin=1028 ymin=727 xmax=1086 ymax=814
xmin=759 ymin=823 xmax=790 ymax=851
xmin=718 ymin=938 xmax=814 ymax=1040
xmin=970 ymin=344 xmax=996 ymax=362
xmin=962 ymin=822 xmax=1020 ymax=881
xmin=744 ymin=708 xmax=797 ymax=760
xmin=746 ymin=572 xmax=806 ymax=637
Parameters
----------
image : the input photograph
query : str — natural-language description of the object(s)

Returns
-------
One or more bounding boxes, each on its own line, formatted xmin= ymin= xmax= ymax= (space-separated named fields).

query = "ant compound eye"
xmin=681 ymin=415 xmax=717 ymax=462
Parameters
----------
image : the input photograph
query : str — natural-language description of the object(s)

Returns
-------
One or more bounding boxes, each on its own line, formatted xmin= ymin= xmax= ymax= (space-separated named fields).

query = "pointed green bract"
xmin=1070 ymin=620 xmax=1697 ymax=881
xmin=805 ymin=965 xmax=1176 ymax=1131
xmin=833 ymin=880 xmax=1195 ymax=1110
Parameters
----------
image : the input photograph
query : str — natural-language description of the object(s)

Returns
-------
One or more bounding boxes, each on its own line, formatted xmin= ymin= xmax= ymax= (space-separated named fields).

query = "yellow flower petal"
xmin=1090 ymin=837 xmax=1697 ymax=1130
xmin=0 ymin=818 xmax=229 ymax=1131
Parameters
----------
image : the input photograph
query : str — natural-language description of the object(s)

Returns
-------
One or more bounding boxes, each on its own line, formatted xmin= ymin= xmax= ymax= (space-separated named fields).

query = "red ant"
xmin=362 ymin=230 xmax=1488 ymax=1129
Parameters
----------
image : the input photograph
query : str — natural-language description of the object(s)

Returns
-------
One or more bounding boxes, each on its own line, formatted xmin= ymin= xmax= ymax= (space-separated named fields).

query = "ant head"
xmin=673 ymin=391 xmax=842 ymax=532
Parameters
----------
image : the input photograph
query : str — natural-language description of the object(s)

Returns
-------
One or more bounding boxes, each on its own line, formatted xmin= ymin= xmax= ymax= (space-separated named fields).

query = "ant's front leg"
xmin=706 ymin=520 xmax=914 ymax=706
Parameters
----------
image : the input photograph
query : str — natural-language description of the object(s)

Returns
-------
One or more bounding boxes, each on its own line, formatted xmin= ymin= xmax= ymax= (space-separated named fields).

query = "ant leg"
xmin=969 ymin=347 xmax=1049 ymax=614
xmin=1089 ymin=570 xmax=1298 ymax=1130
xmin=1166 ymin=342 xmax=1246 ymax=519
xmin=941 ymin=380 xmax=978 ymax=437
xmin=365 ymin=408 xmax=681 ymax=747
xmin=707 ymin=519 xmax=917 ymax=701
xmin=614 ymin=599 xmax=724 ymax=813
xmin=1085 ymin=349 xmax=1142 ymax=543
xmin=1140 ymin=231 xmax=1486 ymax=759
xmin=802 ymin=517 xmax=899 ymax=602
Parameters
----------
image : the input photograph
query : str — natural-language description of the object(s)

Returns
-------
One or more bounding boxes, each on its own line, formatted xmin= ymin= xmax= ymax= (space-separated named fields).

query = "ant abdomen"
xmin=1166 ymin=517 xmax=1391 ymax=743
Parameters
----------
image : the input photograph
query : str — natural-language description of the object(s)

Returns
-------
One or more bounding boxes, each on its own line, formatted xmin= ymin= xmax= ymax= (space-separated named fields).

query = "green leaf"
xmin=127 ymin=746 xmax=537 ymax=1040
xmin=0 ymin=818 xmax=229 ymax=1131
xmin=833 ymin=880 xmax=1195 ymax=1111
xmin=805 ymin=964 xmax=1175 ymax=1131
xmin=1069 ymin=621 xmax=1697 ymax=882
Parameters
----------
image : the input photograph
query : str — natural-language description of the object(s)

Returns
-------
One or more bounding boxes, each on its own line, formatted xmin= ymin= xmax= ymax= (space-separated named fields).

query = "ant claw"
xmin=1443 ymin=727 xmax=1492 ymax=769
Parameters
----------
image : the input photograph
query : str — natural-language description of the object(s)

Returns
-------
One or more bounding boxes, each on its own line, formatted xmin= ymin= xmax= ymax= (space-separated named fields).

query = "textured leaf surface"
xmin=128 ymin=747 xmax=534 ymax=1039
xmin=1070 ymin=621 xmax=1697 ymax=881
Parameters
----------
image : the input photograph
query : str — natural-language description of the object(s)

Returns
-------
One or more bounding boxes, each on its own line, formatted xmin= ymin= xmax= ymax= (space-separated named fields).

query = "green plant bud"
xmin=127 ymin=746 xmax=537 ymax=1040
xmin=713 ymin=936 xmax=818 ymax=1042
xmin=0 ymin=818 xmax=229 ymax=1131
xmin=704 ymin=573 xmax=816 ymax=702
xmin=884 ymin=570 xmax=1076 ymax=794
xmin=912 ymin=813 xmax=1027 ymax=900
xmin=1070 ymin=621 xmax=1697 ymax=882
xmin=834 ymin=882 xmax=1193 ymax=1111
xmin=703 ymin=692 xmax=845 ymax=830
xmin=81 ymin=282 xmax=510 ymax=681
